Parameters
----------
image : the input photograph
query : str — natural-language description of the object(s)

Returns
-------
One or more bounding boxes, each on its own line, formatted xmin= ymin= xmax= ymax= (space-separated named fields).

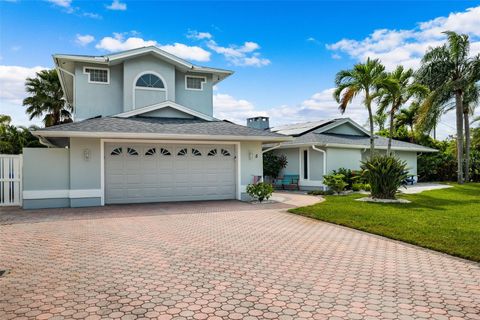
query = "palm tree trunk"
xmin=455 ymin=91 xmax=464 ymax=184
xmin=366 ymin=98 xmax=375 ymax=157
xmin=387 ymin=110 xmax=394 ymax=156
xmin=464 ymin=109 xmax=470 ymax=182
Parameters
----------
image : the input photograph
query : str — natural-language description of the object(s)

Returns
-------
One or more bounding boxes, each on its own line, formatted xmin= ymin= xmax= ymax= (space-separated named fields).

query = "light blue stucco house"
xmin=254 ymin=117 xmax=436 ymax=190
xmin=23 ymin=46 xmax=289 ymax=209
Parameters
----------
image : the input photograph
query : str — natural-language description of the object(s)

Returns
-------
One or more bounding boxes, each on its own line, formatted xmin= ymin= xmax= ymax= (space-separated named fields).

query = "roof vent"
xmin=246 ymin=117 xmax=270 ymax=131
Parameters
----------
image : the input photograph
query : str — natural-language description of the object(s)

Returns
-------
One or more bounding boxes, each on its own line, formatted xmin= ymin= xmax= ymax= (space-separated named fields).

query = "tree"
xmin=462 ymin=83 xmax=480 ymax=181
xmin=334 ymin=58 xmax=386 ymax=155
xmin=23 ymin=69 xmax=73 ymax=127
xmin=0 ymin=115 xmax=43 ymax=154
xmin=373 ymin=111 xmax=388 ymax=131
xmin=416 ymin=31 xmax=480 ymax=183
xmin=396 ymin=103 xmax=420 ymax=142
xmin=377 ymin=66 xmax=428 ymax=154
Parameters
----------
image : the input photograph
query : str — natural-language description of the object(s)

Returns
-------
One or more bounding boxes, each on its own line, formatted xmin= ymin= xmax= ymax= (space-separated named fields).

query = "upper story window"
xmin=136 ymin=73 xmax=165 ymax=89
xmin=185 ymin=75 xmax=206 ymax=91
xmin=83 ymin=67 xmax=109 ymax=84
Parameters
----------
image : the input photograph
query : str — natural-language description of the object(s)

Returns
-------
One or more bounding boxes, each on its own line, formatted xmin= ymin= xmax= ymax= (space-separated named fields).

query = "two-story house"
xmin=23 ymin=46 xmax=289 ymax=209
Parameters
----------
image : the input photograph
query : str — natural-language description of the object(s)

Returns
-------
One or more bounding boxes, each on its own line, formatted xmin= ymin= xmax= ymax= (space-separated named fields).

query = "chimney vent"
xmin=246 ymin=117 xmax=270 ymax=130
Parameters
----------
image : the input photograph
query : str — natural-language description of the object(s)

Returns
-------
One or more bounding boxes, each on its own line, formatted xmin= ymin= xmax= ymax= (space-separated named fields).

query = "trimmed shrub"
xmin=363 ymin=183 xmax=371 ymax=191
xmin=323 ymin=174 xmax=348 ymax=194
xmin=246 ymin=182 xmax=274 ymax=202
xmin=352 ymin=183 xmax=363 ymax=191
xmin=307 ymin=189 xmax=335 ymax=196
xmin=361 ymin=155 xmax=408 ymax=199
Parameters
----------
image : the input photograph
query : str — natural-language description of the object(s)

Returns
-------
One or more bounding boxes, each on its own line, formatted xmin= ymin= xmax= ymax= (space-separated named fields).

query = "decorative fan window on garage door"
xmin=177 ymin=148 xmax=188 ymax=156
xmin=135 ymin=73 xmax=165 ymax=89
xmin=192 ymin=148 xmax=202 ymax=156
xmin=221 ymin=149 xmax=231 ymax=156
xmin=145 ymin=148 xmax=156 ymax=156
xmin=127 ymin=147 xmax=138 ymax=156
xmin=160 ymin=148 xmax=171 ymax=156
xmin=111 ymin=147 xmax=123 ymax=156
xmin=207 ymin=149 xmax=217 ymax=156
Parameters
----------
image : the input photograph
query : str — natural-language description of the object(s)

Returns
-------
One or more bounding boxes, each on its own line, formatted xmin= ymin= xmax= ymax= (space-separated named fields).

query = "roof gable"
xmin=271 ymin=118 xmax=370 ymax=137
xmin=114 ymin=101 xmax=215 ymax=121
xmin=319 ymin=121 xmax=369 ymax=136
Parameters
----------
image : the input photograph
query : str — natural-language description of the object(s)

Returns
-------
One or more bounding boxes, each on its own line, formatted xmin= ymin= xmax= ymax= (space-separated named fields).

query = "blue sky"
xmin=1 ymin=0 xmax=479 ymax=138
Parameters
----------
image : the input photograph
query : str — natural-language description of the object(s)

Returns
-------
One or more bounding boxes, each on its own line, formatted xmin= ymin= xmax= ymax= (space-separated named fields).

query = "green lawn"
xmin=290 ymin=183 xmax=480 ymax=262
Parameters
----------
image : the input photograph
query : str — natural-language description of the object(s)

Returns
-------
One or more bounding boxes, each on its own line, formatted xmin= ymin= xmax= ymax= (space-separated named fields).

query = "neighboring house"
xmin=250 ymin=117 xmax=436 ymax=190
xmin=23 ymin=46 xmax=289 ymax=209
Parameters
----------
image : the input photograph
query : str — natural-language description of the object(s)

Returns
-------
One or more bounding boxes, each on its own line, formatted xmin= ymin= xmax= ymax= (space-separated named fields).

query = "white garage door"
xmin=105 ymin=143 xmax=236 ymax=204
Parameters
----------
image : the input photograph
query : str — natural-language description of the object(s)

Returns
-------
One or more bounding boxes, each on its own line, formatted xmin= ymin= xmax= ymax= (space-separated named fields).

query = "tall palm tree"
xmin=23 ymin=69 xmax=73 ymax=127
xmin=334 ymin=58 xmax=386 ymax=155
xmin=377 ymin=66 xmax=428 ymax=154
xmin=462 ymin=83 xmax=479 ymax=181
xmin=416 ymin=31 xmax=480 ymax=183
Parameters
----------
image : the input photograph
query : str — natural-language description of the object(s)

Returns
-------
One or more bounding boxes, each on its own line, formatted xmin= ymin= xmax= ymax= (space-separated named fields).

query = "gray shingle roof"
xmin=35 ymin=117 xmax=289 ymax=141
xmin=277 ymin=132 xmax=437 ymax=152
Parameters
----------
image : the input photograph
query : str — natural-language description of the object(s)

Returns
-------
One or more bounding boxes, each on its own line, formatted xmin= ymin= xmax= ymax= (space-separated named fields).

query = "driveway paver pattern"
xmin=0 ymin=202 xmax=479 ymax=320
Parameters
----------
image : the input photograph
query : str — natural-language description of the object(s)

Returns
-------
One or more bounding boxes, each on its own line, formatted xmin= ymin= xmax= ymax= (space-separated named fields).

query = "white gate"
xmin=0 ymin=155 xmax=22 ymax=206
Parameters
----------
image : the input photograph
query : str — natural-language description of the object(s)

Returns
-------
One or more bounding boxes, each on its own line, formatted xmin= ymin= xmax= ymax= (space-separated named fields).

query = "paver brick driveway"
xmin=1 ymin=200 xmax=479 ymax=320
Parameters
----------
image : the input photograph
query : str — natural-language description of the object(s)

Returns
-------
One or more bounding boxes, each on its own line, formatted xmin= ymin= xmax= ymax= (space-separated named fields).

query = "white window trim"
xmin=132 ymin=71 xmax=168 ymax=109
xmin=185 ymin=75 xmax=206 ymax=91
xmin=83 ymin=66 xmax=110 ymax=84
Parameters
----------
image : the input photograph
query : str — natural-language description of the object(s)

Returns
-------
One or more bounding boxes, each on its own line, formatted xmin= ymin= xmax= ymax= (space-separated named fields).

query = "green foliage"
xmin=331 ymin=168 xmax=365 ymax=188
xmin=23 ymin=69 xmax=73 ymax=127
xmin=361 ymin=155 xmax=408 ymax=199
xmin=246 ymin=182 xmax=274 ymax=202
xmin=307 ymin=189 xmax=335 ymax=196
xmin=352 ymin=183 xmax=363 ymax=191
xmin=418 ymin=139 xmax=457 ymax=182
xmin=323 ymin=174 xmax=348 ymax=193
xmin=0 ymin=114 xmax=44 ymax=154
xmin=290 ymin=183 xmax=480 ymax=262
xmin=263 ymin=152 xmax=288 ymax=178
xmin=363 ymin=183 xmax=371 ymax=191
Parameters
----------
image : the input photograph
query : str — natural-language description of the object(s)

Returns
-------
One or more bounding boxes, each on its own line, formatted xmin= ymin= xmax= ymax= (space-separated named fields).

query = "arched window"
xmin=135 ymin=73 xmax=165 ymax=89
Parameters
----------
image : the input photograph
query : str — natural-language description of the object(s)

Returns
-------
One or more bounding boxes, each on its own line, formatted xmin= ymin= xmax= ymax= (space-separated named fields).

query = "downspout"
xmin=311 ymin=145 xmax=327 ymax=176
xmin=262 ymin=143 xmax=282 ymax=154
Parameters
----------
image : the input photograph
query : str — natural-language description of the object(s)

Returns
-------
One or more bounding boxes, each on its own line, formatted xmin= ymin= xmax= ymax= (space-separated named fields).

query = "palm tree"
xmin=462 ymin=83 xmax=480 ymax=181
xmin=416 ymin=31 xmax=480 ymax=183
xmin=373 ymin=111 xmax=388 ymax=131
xmin=396 ymin=103 xmax=419 ymax=142
xmin=23 ymin=69 xmax=73 ymax=127
xmin=377 ymin=66 xmax=428 ymax=154
xmin=334 ymin=58 xmax=386 ymax=155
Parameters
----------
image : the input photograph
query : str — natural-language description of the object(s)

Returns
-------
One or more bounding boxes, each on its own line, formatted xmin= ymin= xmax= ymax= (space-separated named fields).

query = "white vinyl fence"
xmin=0 ymin=154 xmax=22 ymax=206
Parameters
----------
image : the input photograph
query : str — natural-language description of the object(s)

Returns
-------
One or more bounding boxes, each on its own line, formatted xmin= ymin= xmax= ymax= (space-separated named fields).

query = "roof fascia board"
xmin=114 ymin=101 xmax=215 ymax=121
xmin=32 ymin=130 xmax=292 ymax=142
xmin=272 ymin=142 xmax=436 ymax=152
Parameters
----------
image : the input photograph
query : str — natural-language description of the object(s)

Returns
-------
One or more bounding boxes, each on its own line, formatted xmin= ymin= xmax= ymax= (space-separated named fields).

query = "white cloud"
xmin=75 ymin=34 xmax=95 ymax=46
xmin=187 ymin=30 xmax=213 ymax=40
xmin=46 ymin=0 xmax=72 ymax=8
xmin=95 ymin=33 xmax=211 ymax=62
xmin=327 ymin=5 xmax=480 ymax=70
xmin=207 ymin=40 xmax=270 ymax=67
xmin=106 ymin=0 xmax=127 ymax=11
xmin=213 ymin=88 xmax=470 ymax=139
xmin=159 ymin=43 xmax=210 ymax=62
xmin=213 ymin=93 xmax=267 ymax=123
xmin=0 ymin=65 xmax=47 ymax=126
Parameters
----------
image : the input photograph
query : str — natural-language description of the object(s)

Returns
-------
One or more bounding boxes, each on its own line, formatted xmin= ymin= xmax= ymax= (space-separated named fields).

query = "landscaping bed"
xmin=290 ymin=183 xmax=480 ymax=262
